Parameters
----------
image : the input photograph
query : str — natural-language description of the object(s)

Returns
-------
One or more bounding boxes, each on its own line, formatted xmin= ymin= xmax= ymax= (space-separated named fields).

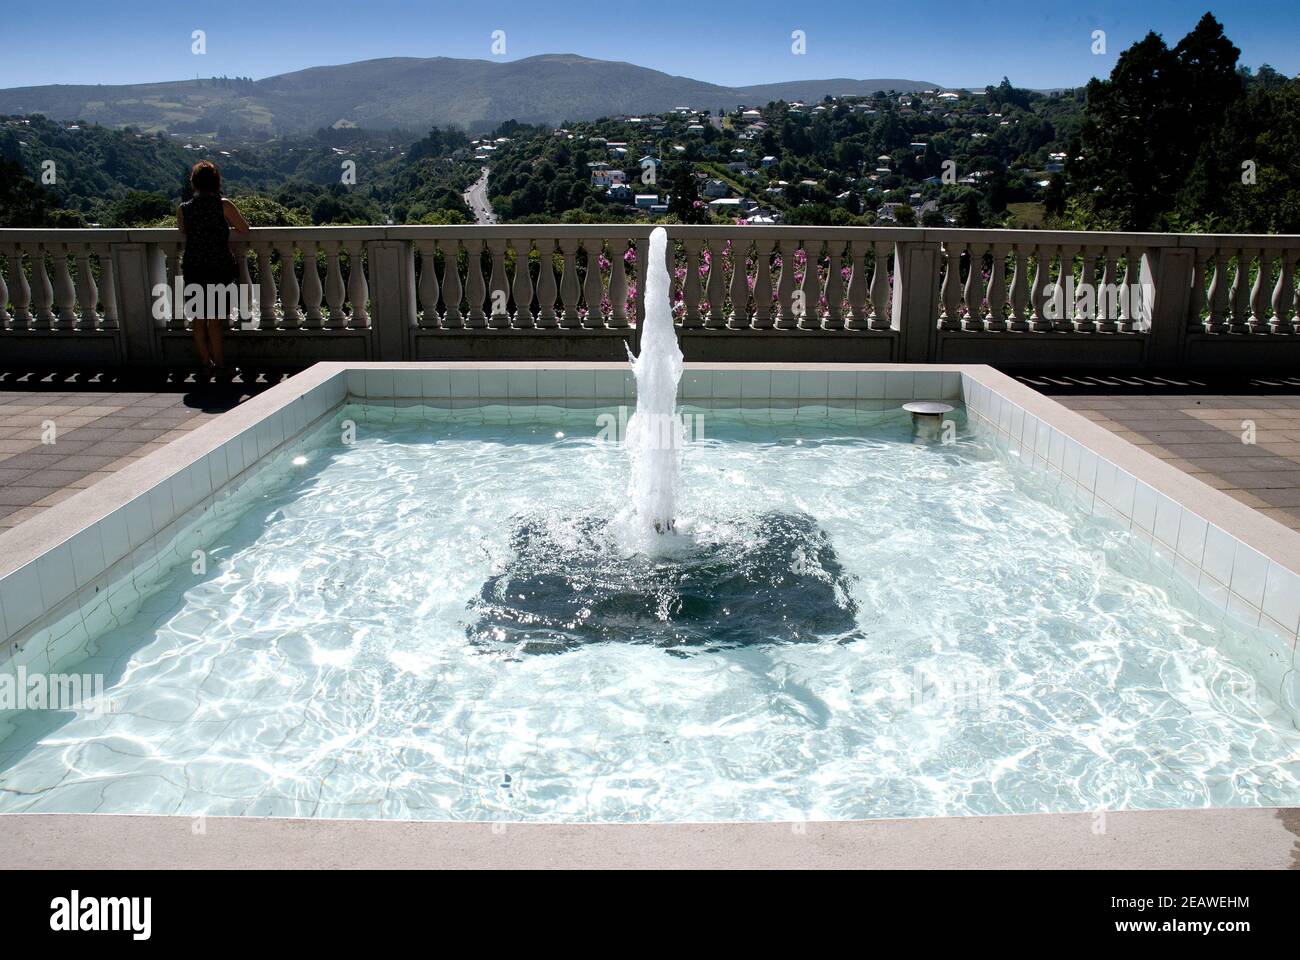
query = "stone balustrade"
xmin=1 ymin=225 xmax=1298 ymax=369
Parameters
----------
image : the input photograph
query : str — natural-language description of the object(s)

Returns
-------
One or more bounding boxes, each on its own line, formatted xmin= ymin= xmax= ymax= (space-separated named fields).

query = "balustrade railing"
xmin=1 ymin=226 xmax=1297 ymax=367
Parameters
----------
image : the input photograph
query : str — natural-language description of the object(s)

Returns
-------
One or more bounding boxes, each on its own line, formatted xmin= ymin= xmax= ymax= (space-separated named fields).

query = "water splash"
xmin=625 ymin=227 xmax=684 ymax=535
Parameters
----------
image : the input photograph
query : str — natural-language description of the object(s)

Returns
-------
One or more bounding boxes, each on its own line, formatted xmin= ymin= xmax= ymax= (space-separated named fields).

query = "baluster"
xmin=725 ymin=238 xmax=749 ymax=329
xmin=752 ymin=239 xmax=774 ymax=329
xmin=581 ymin=239 xmax=606 ymax=329
xmin=869 ymin=241 xmax=892 ymax=330
xmin=608 ymin=237 xmax=629 ymax=329
xmin=822 ymin=239 xmax=845 ymax=331
xmin=1053 ymin=245 xmax=1076 ymax=332
xmin=557 ymin=238 xmax=581 ymax=328
xmin=533 ymin=238 xmax=556 ymax=328
xmin=1272 ymin=251 xmax=1296 ymax=335
xmin=323 ymin=241 xmax=347 ymax=328
xmin=705 ymin=238 xmax=727 ymax=329
xmin=1030 ymin=246 xmax=1052 ymax=332
xmin=1187 ymin=248 xmax=1210 ymax=333
xmin=1073 ymin=246 xmax=1097 ymax=333
xmin=277 ymin=241 xmax=301 ymax=329
xmin=679 ymin=237 xmax=703 ymax=329
xmin=1250 ymin=251 xmax=1271 ymax=334
xmin=844 ymin=240 xmax=869 ymax=330
xmin=50 ymin=245 xmax=77 ymax=330
xmin=440 ymin=240 xmax=463 ymax=328
xmin=0 ymin=247 xmax=10 ymax=328
xmin=1008 ymin=243 xmax=1029 ymax=332
xmin=11 ymin=246 xmax=32 ymax=329
xmin=608 ymin=234 xmax=629 ymax=325
xmin=634 ymin=237 xmax=648 ymax=327
xmin=414 ymin=240 xmax=439 ymax=328
xmin=74 ymin=246 xmax=100 ymax=330
xmin=962 ymin=243 xmax=984 ymax=332
xmin=1118 ymin=246 xmax=1142 ymax=333
xmin=985 ymin=243 xmax=1007 ymax=331
xmin=253 ymin=241 xmax=277 ymax=329
xmin=1096 ymin=247 xmax=1118 ymax=333
xmin=1205 ymin=250 xmax=1229 ymax=333
xmin=773 ymin=239 xmax=797 ymax=329
xmin=1228 ymin=248 xmax=1250 ymax=334
xmin=29 ymin=244 xmax=54 ymax=329
xmin=345 ymin=241 xmax=370 ymax=329
xmin=939 ymin=240 xmax=963 ymax=331
xmin=511 ymin=239 xmax=535 ymax=328
xmin=300 ymin=240 xmax=324 ymax=328
xmin=796 ymin=240 xmax=822 ymax=330
xmin=461 ymin=237 xmax=485 ymax=328
xmin=486 ymin=238 xmax=510 ymax=328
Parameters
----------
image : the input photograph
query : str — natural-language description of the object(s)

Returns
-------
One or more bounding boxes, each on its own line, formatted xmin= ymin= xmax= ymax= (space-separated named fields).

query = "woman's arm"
xmin=222 ymin=199 xmax=251 ymax=236
xmin=176 ymin=205 xmax=186 ymax=233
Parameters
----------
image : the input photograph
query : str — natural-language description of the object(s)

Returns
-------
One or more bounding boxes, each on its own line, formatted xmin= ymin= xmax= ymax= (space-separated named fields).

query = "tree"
xmin=666 ymin=165 xmax=706 ymax=223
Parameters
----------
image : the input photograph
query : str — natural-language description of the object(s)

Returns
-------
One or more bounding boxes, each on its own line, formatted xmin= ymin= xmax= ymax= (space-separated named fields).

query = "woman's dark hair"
xmin=190 ymin=160 xmax=221 ymax=194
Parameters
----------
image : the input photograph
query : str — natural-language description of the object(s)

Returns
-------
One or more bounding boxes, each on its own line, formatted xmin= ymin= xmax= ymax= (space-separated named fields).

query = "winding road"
xmin=464 ymin=166 xmax=496 ymax=224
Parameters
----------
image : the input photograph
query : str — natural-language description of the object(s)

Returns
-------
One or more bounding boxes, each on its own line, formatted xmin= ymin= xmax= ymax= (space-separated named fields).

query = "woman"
xmin=177 ymin=160 xmax=249 ymax=378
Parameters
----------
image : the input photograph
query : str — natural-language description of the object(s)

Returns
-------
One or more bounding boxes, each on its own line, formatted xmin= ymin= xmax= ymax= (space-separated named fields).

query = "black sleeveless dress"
xmin=180 ymin=194 xmax=237 ymax=287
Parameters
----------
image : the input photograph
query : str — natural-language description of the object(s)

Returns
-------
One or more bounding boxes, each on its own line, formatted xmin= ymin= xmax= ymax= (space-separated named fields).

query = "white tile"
xmin=1132 ymin=481 xmax=1157 ymax=532
xmin=1197 ymin=570 xmax=1229 ymax=614
xmin=363 ymin=369 xmax=394 ymax=398
xmin=148 ymin=482 xmax=174 ymax=533
xmin=770 ymin=371 xmax=798 ymax=398
xmin=1111 ymin=470 xmax=1137 ymax=518
xmin=123 ymin=495 xmax=154 ymax=550
xmin=856 ymin=371 xmax=885 ymax=399
xmin=712 ymin=371 xmax=740 ymax=398
xmin=508 ymin=369 xmax=538 ymax=400
xmin=913 ymin=371 xmax=941 ymax=400
xmin=98 ymin=510 xmax=130 ymax=567
xmin=422 ymin=369 xmax=452 ymax=399
xmin=68 ymin=525 xmax=106 ymax=589
xmin=479 ymin=370 xmax=509 ymax=398
xmin=0 ymin=562 xmax=44 ymax=639
xmin=798 ymin=371 xmax=829 ymax=400
xmin=1175 ymin=512 xmax=1208 ymax=565
xmin=346 ymin=369 xmax=366 ymax=397
xmin=1225 ymin=590 xmax=1262 ymax=627
xmin=1048 ymin=430 xmax=1066 ymax=471
xmin=36 ymin=542 xmax=76 ymax=616
xmin=940 ymin=372 xmax=961 ymax=399
xmin=682 ymin=371 xmax=711 ymax=399
xmin=1034 ymin=420 xmax=1051 ymax=459
xmin=1230 ymin=543 xmax=1269 ymax=609
xmin=827 ymin=371 xmax=855 ymax=399
xmin=1153 ymin=495 xmax=1181 ymax=547
xmin=537 ymin=370 xmax=565 ymax=398
xmin=884 ymin=371 xmax=914 ymax=399
xmin=207 ymin=448 xmax=230 ymax=493
xmin=392 ymin=370 xmax=422 ymax=398
xmin=741 ymin=370 xmax=771 ymax=400
xmin=595 ymin=370 xmax=624 ymax=399
xmin=1202 ymin=525 xmax=1236 ymax=586
xmin=449 ymin=369 xmax=479 ymax=398
xmin=1262 ymin=563 xmax=1300 ymax=635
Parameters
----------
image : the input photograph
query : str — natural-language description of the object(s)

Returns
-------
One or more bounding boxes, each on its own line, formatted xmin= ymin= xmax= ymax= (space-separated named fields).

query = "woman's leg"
xmin=191 ymin=318 xmax=214 ymax=371
xmin=206 ymin=315 xmax=226 ymax=372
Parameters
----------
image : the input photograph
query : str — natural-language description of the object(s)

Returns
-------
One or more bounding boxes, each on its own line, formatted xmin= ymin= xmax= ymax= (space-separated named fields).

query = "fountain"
xmin=625 ymin=227 xmax=684 ymax=534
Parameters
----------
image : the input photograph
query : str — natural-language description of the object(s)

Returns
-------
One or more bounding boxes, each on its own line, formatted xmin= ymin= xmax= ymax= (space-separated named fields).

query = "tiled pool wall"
xmin=962 ymin=374 xmax=1300 ymax=722
xmin=1 ymin=362 xmax=1297 ymax=728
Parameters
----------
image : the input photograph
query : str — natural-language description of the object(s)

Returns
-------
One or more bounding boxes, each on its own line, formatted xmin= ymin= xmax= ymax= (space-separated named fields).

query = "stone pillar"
xmin=367 ymin=240 xmax=417 ymax=361
xmin=1146 ymin=247 xmax=1193 ymax=369
xmin=112 ymin=242 xmax=160 ymax=366
xmin=892 ymin=241 xmax=940 ymax=363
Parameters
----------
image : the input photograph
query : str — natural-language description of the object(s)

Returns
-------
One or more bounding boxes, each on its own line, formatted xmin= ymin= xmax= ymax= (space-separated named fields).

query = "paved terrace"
xmin=2 ymin=366 xmax=1300 ymax=535
xmin=0 ymin=369 xmax=287 ymax=530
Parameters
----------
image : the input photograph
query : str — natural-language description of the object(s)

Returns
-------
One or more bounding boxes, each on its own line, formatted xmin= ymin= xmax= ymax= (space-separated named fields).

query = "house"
xmin=635 ymin=194 xmax=660 ymax=209
xmin=760 ymin=155 xmax=778 ymax=168
xmin=708 ymin=198 xmax=744 ymax=214
xmin=702 ymin=179 xmax=730 ymax=198
xmin=607 ymin=183 xmax=634 ymax=202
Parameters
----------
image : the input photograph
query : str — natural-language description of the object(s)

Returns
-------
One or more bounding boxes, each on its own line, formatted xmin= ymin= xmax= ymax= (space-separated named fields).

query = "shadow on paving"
xmin=0 ymin=365 xmax=307 ymax=414
xmin=1007 ymin=367 xmax=1300 ymax=397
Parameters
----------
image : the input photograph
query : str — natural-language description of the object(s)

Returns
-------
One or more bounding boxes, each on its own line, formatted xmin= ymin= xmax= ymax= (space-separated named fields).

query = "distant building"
xmin=635 ymin=194 xmax=660 ymax=209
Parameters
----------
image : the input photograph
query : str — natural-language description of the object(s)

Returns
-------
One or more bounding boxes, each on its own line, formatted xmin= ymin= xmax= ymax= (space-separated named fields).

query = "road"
xmin=464 ymin=166 xmax=496 ymax=224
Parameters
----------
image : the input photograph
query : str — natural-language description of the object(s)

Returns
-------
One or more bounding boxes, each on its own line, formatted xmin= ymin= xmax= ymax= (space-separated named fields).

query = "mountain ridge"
xmin=0 ymin=53 xmax=939 ymax=136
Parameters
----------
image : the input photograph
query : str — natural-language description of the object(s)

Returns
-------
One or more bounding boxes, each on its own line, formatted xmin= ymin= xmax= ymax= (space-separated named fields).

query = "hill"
xmin=0 ymin=54 xmax=937 ymax=136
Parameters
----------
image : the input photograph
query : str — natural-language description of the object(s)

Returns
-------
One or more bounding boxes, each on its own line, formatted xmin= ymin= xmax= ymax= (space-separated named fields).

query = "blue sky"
xmin=3 ymin=0 xmax=1296 ymax=90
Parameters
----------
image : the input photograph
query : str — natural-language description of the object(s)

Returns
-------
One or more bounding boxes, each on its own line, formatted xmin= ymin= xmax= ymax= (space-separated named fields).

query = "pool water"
xmin=1 ymin=402 xmax=1297 ymax=821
